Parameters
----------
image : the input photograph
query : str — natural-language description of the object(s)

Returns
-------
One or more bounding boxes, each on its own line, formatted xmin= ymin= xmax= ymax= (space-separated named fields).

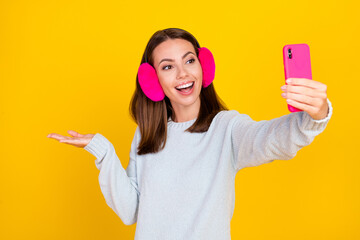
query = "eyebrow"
xmin=158 ymin=51 xmax=195 ymax=66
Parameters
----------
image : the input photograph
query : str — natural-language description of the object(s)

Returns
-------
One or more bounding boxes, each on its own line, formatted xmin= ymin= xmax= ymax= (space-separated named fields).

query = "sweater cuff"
xmin=84 ymin=133 xmax=110 ymax=160
xmin=301 ymin=98 xmax=333 ymax=131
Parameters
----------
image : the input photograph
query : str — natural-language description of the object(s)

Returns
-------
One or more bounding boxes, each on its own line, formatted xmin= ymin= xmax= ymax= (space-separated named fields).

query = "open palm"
xmin=47 ymin=130 xmax=95 ymax=148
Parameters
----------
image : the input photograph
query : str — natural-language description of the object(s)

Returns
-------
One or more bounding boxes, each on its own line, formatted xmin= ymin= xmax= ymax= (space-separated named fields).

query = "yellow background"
xmin=0 ymin=0 xmax=358 ymax=239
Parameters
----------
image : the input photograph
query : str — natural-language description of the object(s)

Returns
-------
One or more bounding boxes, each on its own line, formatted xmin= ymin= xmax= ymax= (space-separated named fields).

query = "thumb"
xmin=67 ymin=130 xmax=84 ymax=138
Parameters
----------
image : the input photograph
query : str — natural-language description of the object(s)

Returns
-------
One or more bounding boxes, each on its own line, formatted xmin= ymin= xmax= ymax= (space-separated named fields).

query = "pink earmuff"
xmin=137 ymin=47 xmax=215 ymax=102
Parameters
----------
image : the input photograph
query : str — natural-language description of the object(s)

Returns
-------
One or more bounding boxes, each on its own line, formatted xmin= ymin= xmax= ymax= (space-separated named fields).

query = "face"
xmin=152 ymin=38 xmax=202 ymax=115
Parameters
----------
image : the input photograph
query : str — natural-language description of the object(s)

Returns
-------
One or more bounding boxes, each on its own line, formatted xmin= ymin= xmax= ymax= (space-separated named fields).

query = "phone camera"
xmin=288 ymin=49 xmax=292 ymax=59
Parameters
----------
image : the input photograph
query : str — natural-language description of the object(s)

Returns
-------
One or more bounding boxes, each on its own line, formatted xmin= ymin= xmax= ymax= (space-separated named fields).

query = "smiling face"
xmin=152 ymin=38 xmax=203 ymax=121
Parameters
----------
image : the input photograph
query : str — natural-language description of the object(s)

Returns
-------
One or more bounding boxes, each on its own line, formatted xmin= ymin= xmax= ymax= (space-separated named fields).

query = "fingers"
xmin=282 ymin=85 xmax=326 ymax=99
xmin=286 ymin=78 xmax=326 ymax=91
xmin=47 ymin=132 xmax=78 ymax=145
xmin=281 ymin=78 xmax=327 ymax=102
xmin=58 ymin=137 xmax=87 ymax=148
xmin=47 ymin=130 xmax=84 ymax=140
xmin=283 ymin=91 xmax=323 ymax=107
xmin=285 ymin=98 xmax=317 ymax=113
xmin=281 ymin=78 xmax=329 ymax=119
xmin=47 ymin=133 xmax=66 ymax=140
xmin=47 ymin=131 xmax=90 ymax=148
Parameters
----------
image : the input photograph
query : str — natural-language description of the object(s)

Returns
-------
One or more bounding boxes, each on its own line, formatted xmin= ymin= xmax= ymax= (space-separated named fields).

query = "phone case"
xmin=283 ymin=43 xmax=312 ymax=112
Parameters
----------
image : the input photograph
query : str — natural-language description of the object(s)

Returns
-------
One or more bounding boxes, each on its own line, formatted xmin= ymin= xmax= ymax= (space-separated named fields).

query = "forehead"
xmin=152 ymin=38 xmax=195 ymax=63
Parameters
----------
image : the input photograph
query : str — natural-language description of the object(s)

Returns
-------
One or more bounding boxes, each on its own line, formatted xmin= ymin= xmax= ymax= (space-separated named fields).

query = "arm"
xmin=84 ymin=127 xmax=140 ymax=225
xmin=231 ymin=98 xmax=333 ymax=171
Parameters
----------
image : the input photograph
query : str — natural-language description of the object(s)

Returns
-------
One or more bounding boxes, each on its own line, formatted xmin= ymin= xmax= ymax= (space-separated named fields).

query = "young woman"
xmin=47 ymin=28 xmax=333 ymax=239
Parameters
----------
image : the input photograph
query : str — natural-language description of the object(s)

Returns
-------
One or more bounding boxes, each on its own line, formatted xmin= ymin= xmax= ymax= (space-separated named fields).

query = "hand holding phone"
xmin=282 ymin=44 xmax=312 ymax=112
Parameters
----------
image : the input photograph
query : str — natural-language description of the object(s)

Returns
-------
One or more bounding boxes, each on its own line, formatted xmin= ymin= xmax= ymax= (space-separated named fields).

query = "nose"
xmin=176 ymin=65 xmax=189 ymax=80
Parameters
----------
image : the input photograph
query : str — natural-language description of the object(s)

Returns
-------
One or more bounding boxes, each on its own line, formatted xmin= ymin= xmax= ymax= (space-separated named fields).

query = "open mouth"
xmin=175 ymin=82 xmax=194 ymax=93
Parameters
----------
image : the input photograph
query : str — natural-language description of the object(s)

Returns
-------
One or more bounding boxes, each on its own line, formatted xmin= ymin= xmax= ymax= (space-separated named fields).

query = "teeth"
xmin=176 ymin=82 xmax=194 ymax=90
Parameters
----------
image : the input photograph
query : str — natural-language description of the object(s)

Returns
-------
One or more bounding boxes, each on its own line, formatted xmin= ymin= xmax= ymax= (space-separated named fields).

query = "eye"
xmin=162 ymin=65 xmax=172 ymax=70
xmin=162 ymin=58 xmax=195 ymax=71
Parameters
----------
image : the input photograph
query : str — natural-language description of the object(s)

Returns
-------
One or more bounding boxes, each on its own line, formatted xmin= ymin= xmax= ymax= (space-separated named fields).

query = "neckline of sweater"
xmin=167 ymin=116 xmax=197 ymax=129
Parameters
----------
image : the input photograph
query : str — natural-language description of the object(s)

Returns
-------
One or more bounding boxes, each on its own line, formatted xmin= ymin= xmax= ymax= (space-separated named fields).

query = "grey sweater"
xmin=84 ymin=98 xmax=333 ymax=240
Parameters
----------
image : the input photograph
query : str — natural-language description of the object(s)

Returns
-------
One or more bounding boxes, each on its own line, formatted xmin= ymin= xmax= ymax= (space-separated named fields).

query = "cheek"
xmin=195 ymin=63 xmax=203 ymax=78
xmin=158 ymin=76 xmax=174 ymax=94
xmin=157 ymin=72 xmax=167 ymax=85
xmin=158 ymin=70 xmax=175 ymax=83
xmin=195 ymin=70 xmax=203 ymax=84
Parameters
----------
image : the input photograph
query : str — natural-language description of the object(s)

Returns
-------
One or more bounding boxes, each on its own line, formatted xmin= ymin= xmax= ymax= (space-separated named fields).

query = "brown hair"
xmin=129 ymin=28 xmax=228 ymax=155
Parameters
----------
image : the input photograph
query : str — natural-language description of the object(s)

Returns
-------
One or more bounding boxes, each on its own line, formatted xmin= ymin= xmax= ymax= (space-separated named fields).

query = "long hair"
xmin=129 ymin=28 xmax=228 ymax=155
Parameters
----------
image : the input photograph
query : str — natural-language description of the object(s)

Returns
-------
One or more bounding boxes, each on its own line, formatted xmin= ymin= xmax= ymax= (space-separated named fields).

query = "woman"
xmin=47 ymin=28 xmax=333 ymax=239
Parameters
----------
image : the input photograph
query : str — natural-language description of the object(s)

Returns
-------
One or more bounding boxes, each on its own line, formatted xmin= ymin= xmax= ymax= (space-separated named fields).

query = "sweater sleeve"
xmin=231 ymin=98 xmax=333 ymax=172
xmin=84 ymin=127 xmax=140 ymax=225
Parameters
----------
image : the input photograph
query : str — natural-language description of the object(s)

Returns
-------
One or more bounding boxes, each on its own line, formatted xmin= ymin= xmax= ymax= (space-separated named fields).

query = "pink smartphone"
xmin=283 ymin=43 xmax=312 ymax=112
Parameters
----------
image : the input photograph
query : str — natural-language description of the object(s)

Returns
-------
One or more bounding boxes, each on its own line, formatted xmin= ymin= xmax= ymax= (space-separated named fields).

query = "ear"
xmin=198 ymin=47 xmax=215 ymax=88
xmin=137 ymin=63 xmax=166 ymax=102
